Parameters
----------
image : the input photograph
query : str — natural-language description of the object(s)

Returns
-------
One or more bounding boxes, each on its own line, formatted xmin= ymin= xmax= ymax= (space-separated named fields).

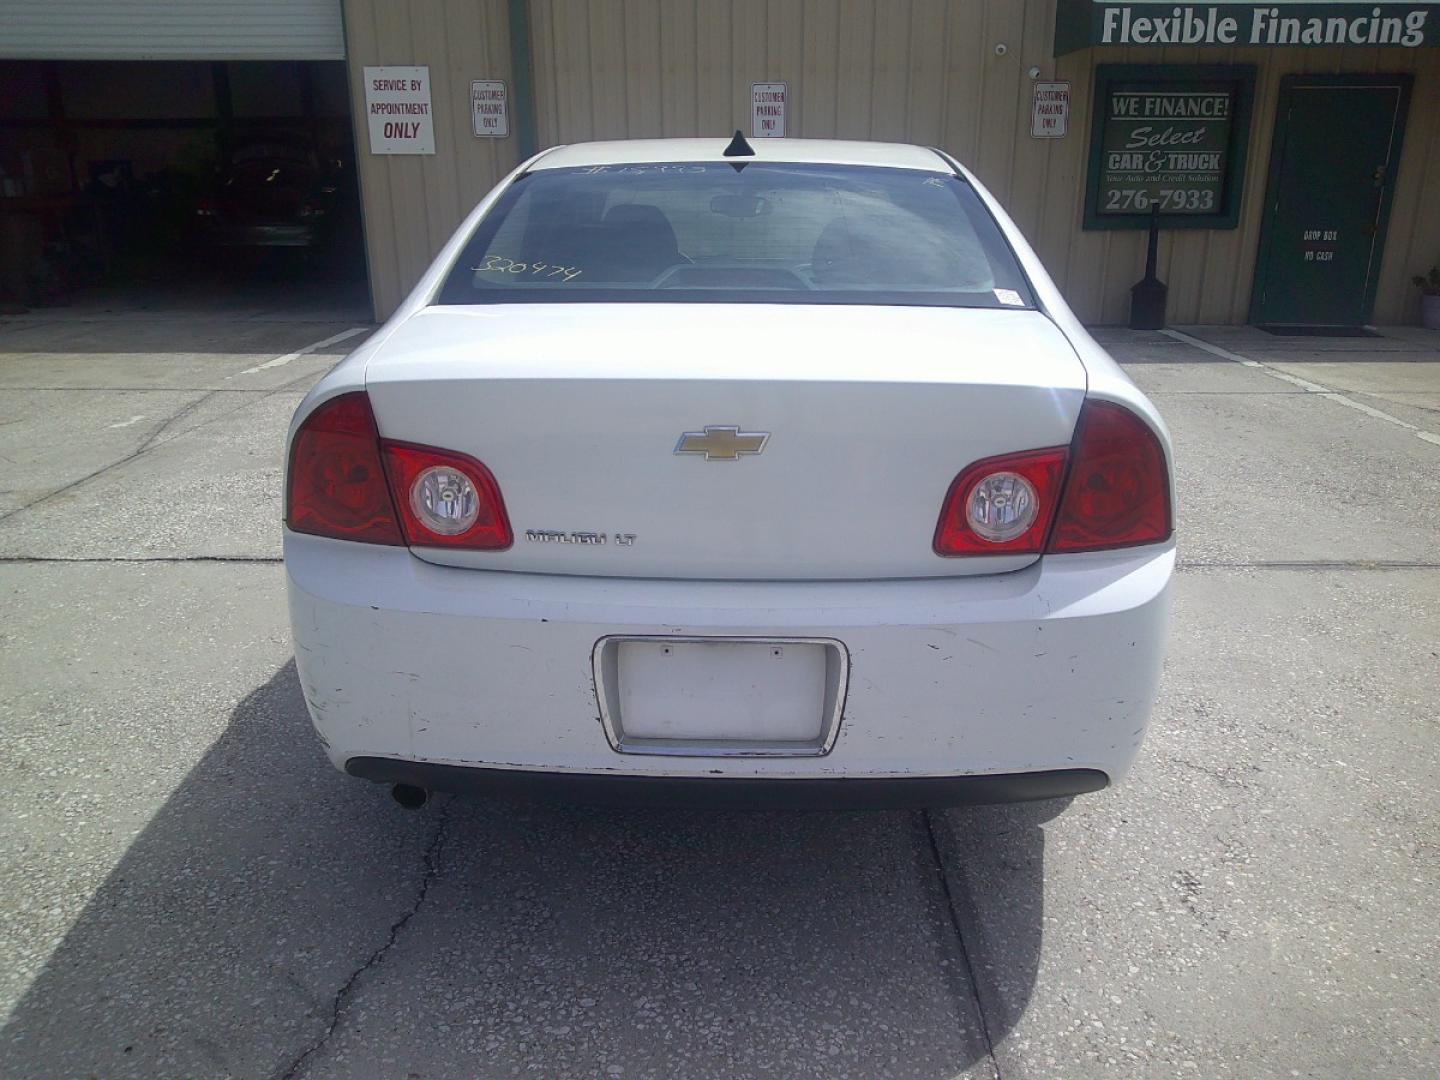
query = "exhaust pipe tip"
xmin=391 ymin=783 xmax=429 ymax=810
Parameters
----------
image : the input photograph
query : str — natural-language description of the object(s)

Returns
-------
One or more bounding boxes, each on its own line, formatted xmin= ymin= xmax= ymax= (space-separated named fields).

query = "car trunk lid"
xmin=364 ymin=303 xmax=1085 ymax=580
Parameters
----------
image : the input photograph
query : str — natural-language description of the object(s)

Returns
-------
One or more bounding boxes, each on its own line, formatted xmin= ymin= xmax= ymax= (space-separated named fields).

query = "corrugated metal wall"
xmin=0 ymin=0 xmax=345 ymax=60
xmin=342 ymin=0 xmax=520 ymax=319
xmin=347 ymin=0 xmax=1440 ymax=324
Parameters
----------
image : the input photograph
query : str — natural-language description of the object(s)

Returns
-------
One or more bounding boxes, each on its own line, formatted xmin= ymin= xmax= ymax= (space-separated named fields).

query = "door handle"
xmin=1366 ymin=165 xmax=1387 ymax=235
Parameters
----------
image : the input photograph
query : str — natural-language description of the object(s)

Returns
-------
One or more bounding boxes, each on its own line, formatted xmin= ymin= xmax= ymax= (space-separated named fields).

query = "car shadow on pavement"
xmin=3 ymin=662 xmax=1052 ymax=1079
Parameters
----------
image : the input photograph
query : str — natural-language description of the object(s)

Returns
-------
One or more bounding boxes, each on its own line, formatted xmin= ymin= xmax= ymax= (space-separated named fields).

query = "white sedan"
xmin=284 ymin=137 xmax=1173 ymax=809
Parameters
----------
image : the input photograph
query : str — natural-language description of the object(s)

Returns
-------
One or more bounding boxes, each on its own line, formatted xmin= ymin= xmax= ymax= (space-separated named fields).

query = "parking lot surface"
xmin=2 ymin=304 xmax=1437 ymax=1079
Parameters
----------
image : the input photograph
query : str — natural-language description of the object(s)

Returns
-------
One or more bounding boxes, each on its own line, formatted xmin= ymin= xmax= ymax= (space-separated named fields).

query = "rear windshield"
xmin=435 ymin=162 xmax=1035 ymax=309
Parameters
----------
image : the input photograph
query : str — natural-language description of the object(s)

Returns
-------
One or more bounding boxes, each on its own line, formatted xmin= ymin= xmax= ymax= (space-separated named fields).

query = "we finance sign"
xmin=1054 ymin=2 xmax=1439 ymax=54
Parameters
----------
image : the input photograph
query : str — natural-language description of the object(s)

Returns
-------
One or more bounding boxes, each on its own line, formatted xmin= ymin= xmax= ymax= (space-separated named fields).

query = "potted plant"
xmin=1413 ymin=266 xmax=1440 ymax=329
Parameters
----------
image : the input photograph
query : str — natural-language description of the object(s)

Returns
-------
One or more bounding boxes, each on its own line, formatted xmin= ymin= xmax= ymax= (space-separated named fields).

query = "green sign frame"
xmin=1083 ymin=64 xmax=1256 ymax=231
xmin=1055 ymin=1 xmax=1440 ymax=56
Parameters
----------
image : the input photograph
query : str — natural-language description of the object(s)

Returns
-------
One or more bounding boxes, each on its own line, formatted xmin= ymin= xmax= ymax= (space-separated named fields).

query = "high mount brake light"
xmin=286 ymin=392 xmax=512 ymax=550
xmin=933 ymin=400 xmax=1171 ymax=558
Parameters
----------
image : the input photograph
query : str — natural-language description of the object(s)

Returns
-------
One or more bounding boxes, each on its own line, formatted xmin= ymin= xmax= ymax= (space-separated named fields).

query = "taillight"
xmin=286 ymin=392 xmax=403 ymax=544
xmin=933 ymin=400 xmax=1171 ymax=558
xmin=1049 ymin=400 xmax=1171 ymax=552
xmin=287 ymin=391 xmax=513 ymax=550
xmin=934 ymin=447 xmax=1069 ymax=555
xmin=381 ymin=442 xmax=512 ymax=550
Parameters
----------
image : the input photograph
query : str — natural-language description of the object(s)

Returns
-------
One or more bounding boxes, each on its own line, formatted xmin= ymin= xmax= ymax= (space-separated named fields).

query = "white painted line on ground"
xmin=236 ymin=327 xmax=367 ymax=376
xmin=107 ymin=415 xmax=147 ymax=429
xmin=1160 ymin=328 xmax=1440 ymax=448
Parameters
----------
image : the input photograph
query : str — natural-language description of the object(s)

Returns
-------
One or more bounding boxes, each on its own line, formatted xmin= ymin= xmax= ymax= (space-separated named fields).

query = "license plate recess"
xmin=592 ymin=636 xmax=849 ymax=757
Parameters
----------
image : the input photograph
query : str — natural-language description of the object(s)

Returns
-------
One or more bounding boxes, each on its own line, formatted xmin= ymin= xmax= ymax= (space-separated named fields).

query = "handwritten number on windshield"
xmin=472 ymin=254 xmax=582 ymax=281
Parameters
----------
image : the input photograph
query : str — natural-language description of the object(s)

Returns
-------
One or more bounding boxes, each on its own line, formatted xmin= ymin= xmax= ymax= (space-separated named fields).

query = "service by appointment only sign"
xmin=364 ymin=67 xmax=435 ymax=155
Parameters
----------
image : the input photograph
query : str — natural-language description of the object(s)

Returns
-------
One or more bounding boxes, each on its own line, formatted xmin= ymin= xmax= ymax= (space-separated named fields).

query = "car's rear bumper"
xmin=346 ymin=757 xmax=1108 ymax=808
xmin=285 ymin=531 xmax=1173 ymax=788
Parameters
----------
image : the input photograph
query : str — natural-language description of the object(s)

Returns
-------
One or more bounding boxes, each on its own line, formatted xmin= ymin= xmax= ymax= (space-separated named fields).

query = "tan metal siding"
xmin=0 ymin=0 xmax=345 ymax=60
xmin=348 ymin=0 xmax=1439 ymax=324
xmin=344 ymin=0 xmax=517 ymax=319
xmin=1374 ymin=47 xmax=1440 ymax=324
xmin=526 ymin=0 xmax=1439 ymax=325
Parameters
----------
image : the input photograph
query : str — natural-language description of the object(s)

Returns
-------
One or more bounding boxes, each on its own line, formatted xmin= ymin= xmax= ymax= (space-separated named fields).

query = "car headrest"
xmin=811 ymin=219 xmax=873 ymax=286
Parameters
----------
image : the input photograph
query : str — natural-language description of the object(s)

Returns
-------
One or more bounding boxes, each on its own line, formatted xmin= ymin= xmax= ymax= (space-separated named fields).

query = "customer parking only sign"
xmin=752 ymin=83 xmax=787 ymax=138
xmin=1031 ymin=81 xmax=1070 ymax=137
xmin=363 ymin=66 xmax=436 ymax=155
xmin=470 ymin=81 xmax=508 ymax=137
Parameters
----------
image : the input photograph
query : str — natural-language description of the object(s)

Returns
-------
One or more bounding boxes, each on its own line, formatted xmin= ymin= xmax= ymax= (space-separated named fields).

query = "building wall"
xmin=342 ymin=0 xmax=520 ymax=318
xmin=1055 ymin=40 xmax=1440 ymax=326
xmin=346 ymin=0 xmax=1440 ymax=324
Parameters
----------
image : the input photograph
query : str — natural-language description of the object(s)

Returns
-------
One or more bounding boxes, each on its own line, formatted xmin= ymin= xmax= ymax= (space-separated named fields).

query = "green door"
xmin=1251 ymin=76 xmax=1411 ymax=328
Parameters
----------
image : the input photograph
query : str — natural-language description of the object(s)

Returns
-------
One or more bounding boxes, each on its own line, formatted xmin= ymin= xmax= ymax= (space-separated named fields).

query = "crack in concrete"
xmin=1164 ymin=755 xmax=1252 ymax=788
xmin=275 ymin=800 xmax=451 ymax=1080
xmin=134 ymin=389 xmax=222 ymax=455
xmin=919 ymin=809 xmax=1002 ymax=1080
xmin=0 ymin=366 xmax=317 ymax=526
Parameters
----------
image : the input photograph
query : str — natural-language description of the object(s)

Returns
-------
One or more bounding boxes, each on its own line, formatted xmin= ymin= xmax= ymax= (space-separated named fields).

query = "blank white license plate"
xmin=614 ymin=639 xmax=829 ymax=744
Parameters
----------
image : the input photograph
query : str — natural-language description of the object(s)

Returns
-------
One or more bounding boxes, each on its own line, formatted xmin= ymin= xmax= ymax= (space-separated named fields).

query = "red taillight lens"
xmin=1049 ymin=400 xmax=1172 ymax=553
xmin=934 ymin=447 xmax=1069 ymax=556
xmin=933 ymin=401 xmax=1171 ymax=558
xmin=287 ymin=393 xmax=512 ymax=550
xmin=381 ymin=442 xmax=513 ymax=550
xmin=286 ymin=392 xmax=403 ymax=544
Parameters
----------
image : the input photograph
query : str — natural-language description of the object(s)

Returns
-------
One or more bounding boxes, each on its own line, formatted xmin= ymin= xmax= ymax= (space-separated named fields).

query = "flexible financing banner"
xmin=1054 ymin=1 xmax=1440 ymax=55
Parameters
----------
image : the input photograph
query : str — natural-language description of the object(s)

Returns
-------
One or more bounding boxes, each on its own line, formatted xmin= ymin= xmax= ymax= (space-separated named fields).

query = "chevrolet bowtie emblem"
xmin=674 ymin=426 xmax=770 ymax=461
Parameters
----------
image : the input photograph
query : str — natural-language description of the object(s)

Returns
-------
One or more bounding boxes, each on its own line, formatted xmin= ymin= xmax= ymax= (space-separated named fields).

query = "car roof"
xmin=529 ymin=138 xmax=953 ymax=174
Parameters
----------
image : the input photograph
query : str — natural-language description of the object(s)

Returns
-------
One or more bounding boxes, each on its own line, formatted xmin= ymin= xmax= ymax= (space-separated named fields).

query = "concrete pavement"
xmin=0 ymin=308 xmax=1436 ymax=1078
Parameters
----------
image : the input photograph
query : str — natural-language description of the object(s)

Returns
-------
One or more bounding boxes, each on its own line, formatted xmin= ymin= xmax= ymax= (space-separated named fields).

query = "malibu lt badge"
xmin=526 ymin=530 xmax=636 ymax=547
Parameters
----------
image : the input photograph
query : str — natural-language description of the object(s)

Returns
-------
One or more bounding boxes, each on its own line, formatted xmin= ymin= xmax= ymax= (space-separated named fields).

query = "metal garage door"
xmin=0 ymin=0 xmax=344 ymax=60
